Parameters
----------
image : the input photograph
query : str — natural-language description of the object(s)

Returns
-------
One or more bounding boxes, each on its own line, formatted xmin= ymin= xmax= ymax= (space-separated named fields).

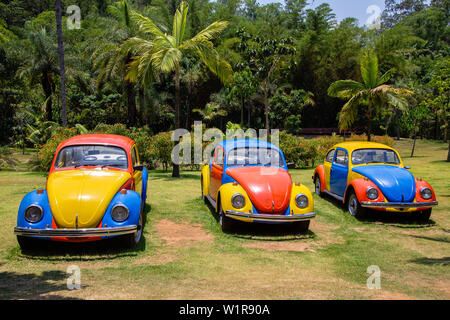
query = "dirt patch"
xmin=243 ymin=241 xmax=315 ymax=252
xmin=134 ymin=253 xmax=177 ymax=266
xmin=155 ymin=219 xmax=214 ymax=247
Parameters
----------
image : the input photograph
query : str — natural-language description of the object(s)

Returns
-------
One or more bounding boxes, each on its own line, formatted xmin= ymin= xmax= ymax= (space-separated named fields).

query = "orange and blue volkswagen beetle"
xmin=14 ymin=134 xmax=148 ymax=249
xmin=313 ymin=141 xmax=438 ymax=220
xmin=201 ymin=139 xmax=315 ymax=233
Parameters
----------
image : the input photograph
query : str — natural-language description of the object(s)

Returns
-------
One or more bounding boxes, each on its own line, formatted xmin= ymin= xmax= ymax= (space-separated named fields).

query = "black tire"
xmin=314 ymin=175 xmax=322 ymax=197
xmin=418 ymin=209 xmax=432 ymax=222
xmin=121 ymin=206 xmax=144 ymax=249
xmin=17 ymin=236 xmax=37 ymax=251
xmin=294 ymin=220 xmax=310 ymax=234
xmin=201 ymin=175 xmax=207 ymax=203
xmin=347 ymin=190 xmax=366 ymax=219
xmin=218 ymin=202 xmax=233 ymax=233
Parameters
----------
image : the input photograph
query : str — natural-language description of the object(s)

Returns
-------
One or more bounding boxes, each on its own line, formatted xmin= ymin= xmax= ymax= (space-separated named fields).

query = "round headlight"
xmin=231 ymin=193 xmax=245 ymax=209
xmin=367 ymin=187 xmax=379 ymax=200
xmin=420 ymin=187 xmax=432 ymax=200
xmin=111 ymin=205 xmax=129 ymax=222
xmin=24 ymin=205 xmax=43 ymax=223
xmin=295 ymin=194 xmax=308 ymax=208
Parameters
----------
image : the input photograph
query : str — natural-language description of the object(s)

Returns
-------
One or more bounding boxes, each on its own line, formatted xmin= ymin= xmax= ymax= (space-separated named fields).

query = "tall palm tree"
xmin=55 ymin=0 xmax=67 ymax=127
xmin=123 ymin=1 xmax=233 ymax=177
xmin=88 ymin=0 xmax=139 ymax=127
xmin=18 ymin=28 xmax=59 ymax=122
xmin=328 ymin=51 xmax=413 ymax=141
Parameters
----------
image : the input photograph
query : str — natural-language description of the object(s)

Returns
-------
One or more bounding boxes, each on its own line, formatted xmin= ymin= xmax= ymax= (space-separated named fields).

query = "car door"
xmin=131 ymin=145 xmax=142 ymax=195
xmin=330 ymin=148 xmax=349 ymax=197
xmin=209 ymin=146 xmax=224 ymax=201
xmin=324 ymin=149 xmax=335 ymax=191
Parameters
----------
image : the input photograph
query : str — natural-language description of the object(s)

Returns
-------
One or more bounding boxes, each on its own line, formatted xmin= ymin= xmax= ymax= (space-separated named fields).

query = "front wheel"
xmin=201 ymin=176 xmax=207 ymax=203
xmin=418 ymin=209 xmax=432 ymax=222
xmin=294 ymin=220 xmax=310 ymax=234
xmin=314 ymin=176 xmax=322 ymax=197
xmin=218 ymin=203 xmax=233 ymax=233
xmin=347 ymin=191 xmax=366 ymax=219
xmin=121 ymin=208 xmax=144 ymax=249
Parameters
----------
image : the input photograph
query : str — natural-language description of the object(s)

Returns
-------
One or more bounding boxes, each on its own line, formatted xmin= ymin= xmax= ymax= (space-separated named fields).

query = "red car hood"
xmin=226 ymin=166 xmax=292 ymax=214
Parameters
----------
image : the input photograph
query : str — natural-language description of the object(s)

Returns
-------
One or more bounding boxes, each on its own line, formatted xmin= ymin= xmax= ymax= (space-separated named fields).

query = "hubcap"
xmin=349 ymin=195 xmax=358 ymax=216
xmin=315 ymin=179 xmax=321 ymax=194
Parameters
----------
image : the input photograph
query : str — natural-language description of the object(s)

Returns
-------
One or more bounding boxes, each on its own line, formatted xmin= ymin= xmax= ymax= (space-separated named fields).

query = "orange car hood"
xmin=226 ymin=166 xmax=292 ymax=214
xmin=47 ymin=169 xmax=131 ymax=228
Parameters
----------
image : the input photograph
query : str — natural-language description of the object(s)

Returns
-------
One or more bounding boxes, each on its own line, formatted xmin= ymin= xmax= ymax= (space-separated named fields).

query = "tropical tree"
xmin=55 ymin=0 xmax=67 ymax=127
xmin=228 ymin=66 xmax=257 ymax=128
xmin=328 ymin=51 xmax=413 ymax=141
xmin=18 ymin=28 xmax=59 ymax=122
xmin=123 ymin=1 xmax=233 ymax=177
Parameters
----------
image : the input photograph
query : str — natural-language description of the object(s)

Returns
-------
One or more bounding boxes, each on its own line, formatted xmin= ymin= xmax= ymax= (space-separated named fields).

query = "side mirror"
xmin=133 ymin=165 xmax=144 ymax=171
xmin=287 ymin=162 xmax=296 ymax=169
xmin=404 ymin=166 xmax=411 ymax=170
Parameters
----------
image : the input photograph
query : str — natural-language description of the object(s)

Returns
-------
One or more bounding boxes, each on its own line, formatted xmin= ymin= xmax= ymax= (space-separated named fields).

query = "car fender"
xmin=344 ymin=178 xmax=385 ymax=204
xmin=217 ymin=183 xmax=253 ymax=215
xmin=141 ymin=167 xmax=148 ymax=204
xmin=17 ymin=190 xmax=53 ymax=230
xmin=290 ymin=183 xmax=314 ymax=214
xmin=415 ymin=179 xmax=437 ymax=203
xmin=102 ymin=190 xmax=142 ymax=228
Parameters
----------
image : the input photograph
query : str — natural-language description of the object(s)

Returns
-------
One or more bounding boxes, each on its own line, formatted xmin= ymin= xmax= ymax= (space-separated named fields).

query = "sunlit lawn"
xmin=0 ymin=138 xmax=448 ymax=299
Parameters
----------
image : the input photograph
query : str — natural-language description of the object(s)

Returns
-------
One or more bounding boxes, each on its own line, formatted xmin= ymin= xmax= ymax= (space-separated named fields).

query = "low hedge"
xmin=35 ymin=125 xmax=395 ymax=172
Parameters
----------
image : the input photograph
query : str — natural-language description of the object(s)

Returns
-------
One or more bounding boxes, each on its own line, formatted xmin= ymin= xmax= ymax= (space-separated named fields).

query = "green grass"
xmin=0 ymin=139 xmax=448 ymax=299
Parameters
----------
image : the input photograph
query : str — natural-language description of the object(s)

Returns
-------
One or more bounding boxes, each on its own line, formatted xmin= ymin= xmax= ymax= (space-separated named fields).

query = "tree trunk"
xmin=55 ymin=0 xmax=67 ymax=127
xmin=411 ymin=120 xmax=417 ymax=157
xmin=395 ymin=110 xmax=400 ymax=140
xmin=247 ymin=100 xmax=251 ymax=128
xmin=240 ymin=96 xmax=244 ymax=128
xmin=447 ymin=138 xmax=450 ymax=162
xmin=126 ymin=80 xmax=136 ymax=127
xmin=41 ymin=72 xmax=53 ymax=122
xmin=264 ymin=82 xmax=269 ymax=133
xmin=172 ymin=66 xmax=181 ymax=178
xmin=367 ymin=104 xmax=372 ymax=142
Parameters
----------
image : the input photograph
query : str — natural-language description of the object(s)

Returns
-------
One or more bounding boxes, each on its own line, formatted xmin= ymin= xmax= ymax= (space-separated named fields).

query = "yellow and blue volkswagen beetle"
xmin=313 ymin=141 xmax=438 ymax=220
xmin=201 ymin=139 xmax=315 ymax=233
xmin=14 ymin=134 xmax=148 ymax=249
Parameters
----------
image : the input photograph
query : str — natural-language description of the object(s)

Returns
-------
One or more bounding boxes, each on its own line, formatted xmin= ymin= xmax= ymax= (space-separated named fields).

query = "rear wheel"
xmin=294 ymin=220 xmax=310 ymax=234
xmin=348 ymin=191 xmax=366 ymax=219
xmin=218 ymin=202 xmax=233 ymax=233
xmin=418 ymin=209 xmax=432 ymax=222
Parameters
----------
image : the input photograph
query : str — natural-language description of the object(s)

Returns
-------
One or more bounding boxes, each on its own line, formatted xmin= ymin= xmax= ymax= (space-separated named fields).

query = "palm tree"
xmin=328 ymin=51 xmax=413 ymax=141
xmin=88 ymin=0 xmax=139 ymax=127
xmin=123 ymin=1 xmax=233 ymax=177
xmin=55 ymin=0 xmax=67 ymax=127
xmin=193 ymin=102 xmax=228 ymax=128
xmin=18 ymin=28 xmax=59 ymax=123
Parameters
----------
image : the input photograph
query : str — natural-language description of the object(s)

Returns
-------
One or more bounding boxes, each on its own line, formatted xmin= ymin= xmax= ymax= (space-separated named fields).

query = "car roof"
xmin=57 ymin=134 xmax=135 ymax=152
xmin=216 ymin=139 xmax=282 ymax=153
xmin=332 ymin=141 xmax=395 ymax=153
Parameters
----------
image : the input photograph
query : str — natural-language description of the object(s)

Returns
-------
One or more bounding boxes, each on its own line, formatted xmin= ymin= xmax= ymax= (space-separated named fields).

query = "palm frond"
xmin=328 ymin=80 xmax=366 ymax=99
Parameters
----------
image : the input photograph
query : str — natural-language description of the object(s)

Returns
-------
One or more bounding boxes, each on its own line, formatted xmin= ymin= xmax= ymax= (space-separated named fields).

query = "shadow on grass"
xmin=320 ymin=193 xmax=436 ymax=228
xmin=205 ymin=199 xmax=315 ymax=241
xmin=15 ymin=203 xmax=152 ymax=261
xmin=0 ymin=270 xmax=81 ymax=300
xmin=409 ymin=235 xmax=450 ymax=243
xmin=409 ymin=257 xmax=450 ymax=266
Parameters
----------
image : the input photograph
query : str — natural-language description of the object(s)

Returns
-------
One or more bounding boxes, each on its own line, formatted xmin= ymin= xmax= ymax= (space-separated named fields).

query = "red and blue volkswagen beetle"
xmin=201 ymin=139 xmax=315 ymax=232
xmin=14 ymin=134 xmax=148 ymax=249
xmin=313 ymin=141 xmax=438 ymax=220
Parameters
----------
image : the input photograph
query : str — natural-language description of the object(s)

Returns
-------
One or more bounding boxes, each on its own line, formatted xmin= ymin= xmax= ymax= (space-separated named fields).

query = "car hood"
xmin=47 ymin=169 xmax=131 ymax=228
xmin=226 ymin=166 xmax=292 ymax=214
xmin=352 ymin=165 xmax=415 ymax=202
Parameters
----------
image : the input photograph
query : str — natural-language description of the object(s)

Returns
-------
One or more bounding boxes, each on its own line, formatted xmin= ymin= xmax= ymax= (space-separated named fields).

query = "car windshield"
xmin=227 ymin=147 xmax=284 ymax=167
xmin=55 ymin=145 xmax=128 ymax=169
xmin=352 ymin=148 xmax=400 ymax=165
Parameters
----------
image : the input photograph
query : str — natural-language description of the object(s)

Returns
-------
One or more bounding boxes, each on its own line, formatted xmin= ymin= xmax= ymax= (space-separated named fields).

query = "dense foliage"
xmin=0 ymin=0 xmax=449 ymax=162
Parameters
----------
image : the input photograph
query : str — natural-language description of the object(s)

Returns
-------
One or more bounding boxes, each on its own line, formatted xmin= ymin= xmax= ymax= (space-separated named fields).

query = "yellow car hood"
xmin=47 ymin=170 xmax=131 ymax=228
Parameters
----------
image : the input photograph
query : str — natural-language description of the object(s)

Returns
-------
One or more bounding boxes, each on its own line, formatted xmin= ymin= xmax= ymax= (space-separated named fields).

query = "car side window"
xmin=334 ymin=149 xmax=348 ymax=166
xmin=214 ymin=147 xmax=224 ymax=167
xmin=326 ymin=149 xmax=335 ymax=163
xmin=131 ymin=146 xmax=138 ymax=166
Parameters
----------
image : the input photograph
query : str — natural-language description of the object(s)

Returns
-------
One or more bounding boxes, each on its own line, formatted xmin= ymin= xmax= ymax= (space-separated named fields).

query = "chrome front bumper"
xmin=361 ymin=201 xmax=438 ymax=209
xmin=225 ymin=210 xmax=316 ymax=222
xmin=14 ymin=225 xmax=137 ymax=238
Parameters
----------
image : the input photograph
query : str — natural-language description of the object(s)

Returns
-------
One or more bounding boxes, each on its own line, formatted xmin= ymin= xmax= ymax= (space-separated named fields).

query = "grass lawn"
xmin=0 ymin=139 xmax=448 ymax=299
